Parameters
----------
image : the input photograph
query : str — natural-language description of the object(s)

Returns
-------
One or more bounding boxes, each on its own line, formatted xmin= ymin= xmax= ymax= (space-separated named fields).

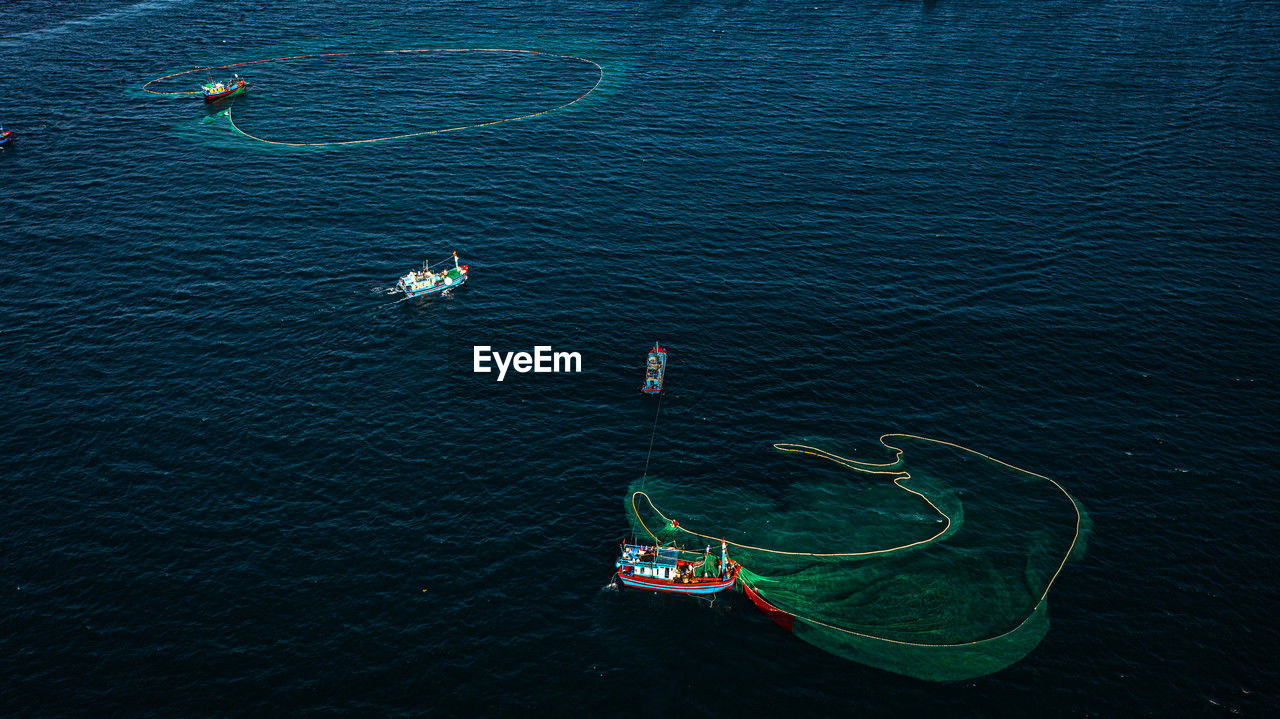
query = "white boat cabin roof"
xmin=622 ymin=544 xmax=680 ymax=569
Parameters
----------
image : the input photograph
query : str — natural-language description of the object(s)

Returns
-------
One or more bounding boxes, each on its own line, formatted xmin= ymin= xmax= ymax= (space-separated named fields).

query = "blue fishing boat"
xmin=396 ymin=251 xmax=469 ymax=298
xmin=0 ymin=127 xmax=12 ymax=148
xmin=641 ymin=342 xmax=667 ymax=394
xmin=615 ymin=540 xmax=739 ymax=595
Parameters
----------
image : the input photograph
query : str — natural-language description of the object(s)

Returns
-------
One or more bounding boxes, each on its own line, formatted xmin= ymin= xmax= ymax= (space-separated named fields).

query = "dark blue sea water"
xmin=3 ymin=0 xmax=1279 ymax=715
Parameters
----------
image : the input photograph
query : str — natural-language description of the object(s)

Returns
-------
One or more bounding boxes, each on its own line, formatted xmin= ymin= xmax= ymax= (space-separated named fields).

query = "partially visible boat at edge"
xmin=0 ymin=127 xmax=13 ymax=147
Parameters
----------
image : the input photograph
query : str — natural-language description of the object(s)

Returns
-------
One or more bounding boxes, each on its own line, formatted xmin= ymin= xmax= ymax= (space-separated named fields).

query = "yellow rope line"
xmin=141 ymin=65 xmax=208 ymax=95
xmin=631 ymin=491 xmax=666 ymax=547
xmin=633 ymin=433 xmax=1085 ymax=648
xmin=631 ymin=442 xmax=952 ymax=557
xmin=141 ymin=48 xmax=604 ymax=146
xmin=755 ymin=586 xmax=1047 ymax=648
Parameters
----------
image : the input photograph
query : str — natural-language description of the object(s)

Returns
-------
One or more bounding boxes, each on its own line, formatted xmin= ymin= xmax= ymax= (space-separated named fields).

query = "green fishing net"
xmin=626 ymin=434 xmax=1090 ymax=681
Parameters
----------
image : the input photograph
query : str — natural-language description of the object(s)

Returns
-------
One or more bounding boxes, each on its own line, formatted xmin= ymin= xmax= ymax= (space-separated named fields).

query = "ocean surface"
xmin=2 ymin=0 xmax=1278 ymax=715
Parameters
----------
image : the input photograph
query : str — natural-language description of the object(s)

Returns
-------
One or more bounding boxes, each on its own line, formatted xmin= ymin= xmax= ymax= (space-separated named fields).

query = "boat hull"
xmin=0 ymin=132 xmax=12 ymax=147
xmin=744 ymin=582 xmax=796 ymax=632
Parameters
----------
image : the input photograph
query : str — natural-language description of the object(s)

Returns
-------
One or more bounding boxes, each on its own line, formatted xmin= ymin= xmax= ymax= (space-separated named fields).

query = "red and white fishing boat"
xmin=615 ymin=540 xmax=740 ymax=595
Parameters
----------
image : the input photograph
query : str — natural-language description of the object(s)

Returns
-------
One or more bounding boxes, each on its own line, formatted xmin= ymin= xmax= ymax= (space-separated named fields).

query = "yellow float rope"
xmin=631 ymin=433 xmax=1085 ymax=647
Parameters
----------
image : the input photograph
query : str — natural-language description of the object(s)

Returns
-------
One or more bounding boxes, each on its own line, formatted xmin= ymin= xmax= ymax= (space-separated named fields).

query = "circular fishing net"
xmin=626 ymin=434 xmax=1090 ymax=681
xmin=141 ymin=48 xmax=603 ymax=147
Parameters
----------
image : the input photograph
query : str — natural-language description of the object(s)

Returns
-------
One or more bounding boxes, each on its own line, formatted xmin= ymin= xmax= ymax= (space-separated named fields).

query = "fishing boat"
xmin=202 ymin=76 xmax=247 ymax=103
xmin=615 ymin=540 xmax=740 ymax=595
xmin=396 ymin=251 xmax=469 ymax=299
xmin=0 ymin=127 xmax=12 ymax=147
xmin=641 ymin=342 xmax=667 ymax=394
xmin=744 ymin=583 xmax=796 ymax=631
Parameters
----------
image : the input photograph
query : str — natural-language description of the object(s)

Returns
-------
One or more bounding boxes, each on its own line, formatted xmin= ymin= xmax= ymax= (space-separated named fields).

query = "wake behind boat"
xmin=396 ymin=251 xmax=469 ymax=298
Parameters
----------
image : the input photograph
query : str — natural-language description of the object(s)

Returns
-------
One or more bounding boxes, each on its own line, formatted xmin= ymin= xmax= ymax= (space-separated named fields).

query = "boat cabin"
xmin=619 ymin=544 xmax=683 ymax=580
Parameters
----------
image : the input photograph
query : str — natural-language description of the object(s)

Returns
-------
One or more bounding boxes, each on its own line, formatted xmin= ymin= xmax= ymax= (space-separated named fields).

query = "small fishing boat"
xmin=744 ymin=583 xmax=796 ymax=632
xmin=202 ymin=75 xmax=247 ymax=103
xmin=641 ymin=342 xmax=667 ymax=394
xmin=396 ymin=251 xmax=469 ymax=298
xmin=615 ymin=540 xmax=740 ymax=595
xmin=0 ymin=127 xmax=13 ymax=147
